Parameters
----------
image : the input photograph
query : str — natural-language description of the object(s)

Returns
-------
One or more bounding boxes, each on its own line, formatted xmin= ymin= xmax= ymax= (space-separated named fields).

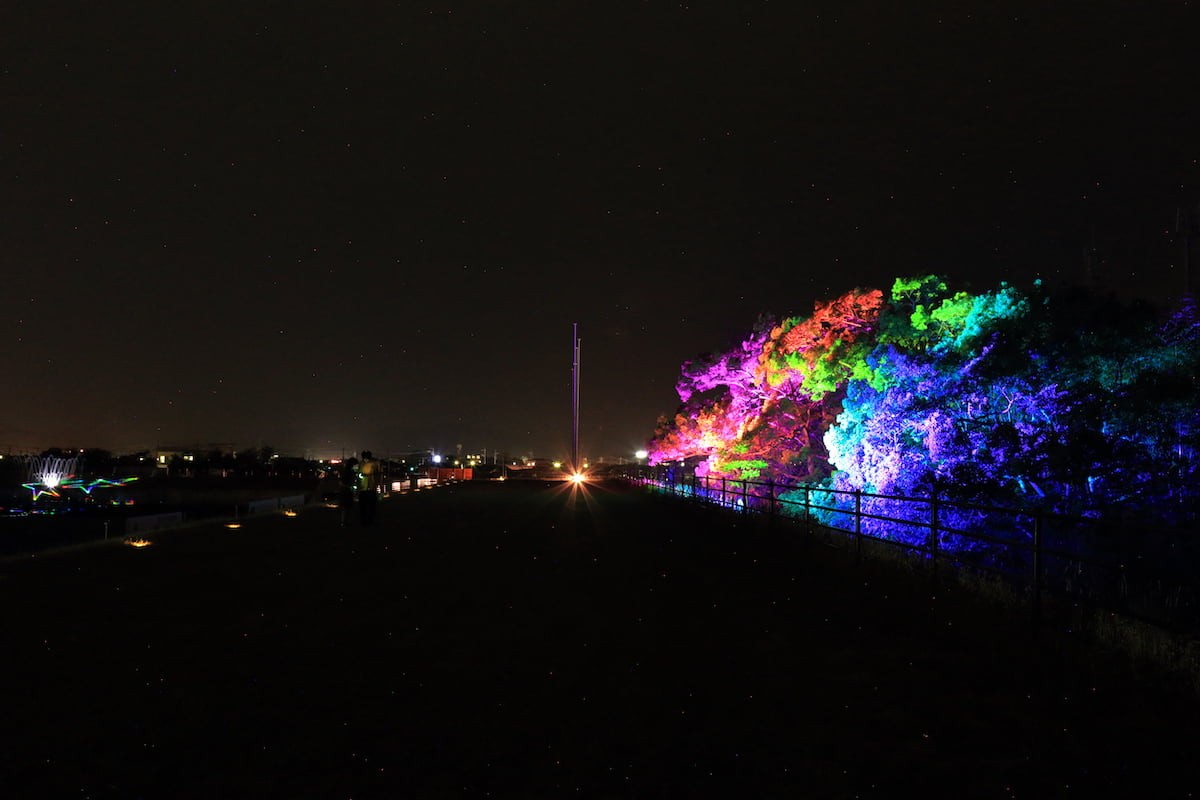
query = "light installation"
xmin=20 ymin=454 xmax=138 ymax=502
xmin=647 ymin=275 xmax=1200 ymax=540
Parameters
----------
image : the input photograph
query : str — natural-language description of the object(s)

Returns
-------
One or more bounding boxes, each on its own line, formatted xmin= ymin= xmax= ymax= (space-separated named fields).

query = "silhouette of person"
xmin=357 ymin=450 xmax=381 ymax=526
xmin=337 ymin=457 xmax=358 ymax=527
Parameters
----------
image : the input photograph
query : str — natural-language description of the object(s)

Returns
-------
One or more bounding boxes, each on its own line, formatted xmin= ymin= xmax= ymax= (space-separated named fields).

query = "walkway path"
xmin=1 ymin=480 xmax=1196 ymax=798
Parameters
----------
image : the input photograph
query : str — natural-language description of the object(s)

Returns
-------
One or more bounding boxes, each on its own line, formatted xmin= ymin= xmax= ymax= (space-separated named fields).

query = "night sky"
xmin=4 ymin=1 xmax=1199 ymax=461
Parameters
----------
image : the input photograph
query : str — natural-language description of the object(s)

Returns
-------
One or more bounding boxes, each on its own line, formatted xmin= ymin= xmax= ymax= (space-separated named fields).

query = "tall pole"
xmin=572 ymin=323 xmax=581 ymax=471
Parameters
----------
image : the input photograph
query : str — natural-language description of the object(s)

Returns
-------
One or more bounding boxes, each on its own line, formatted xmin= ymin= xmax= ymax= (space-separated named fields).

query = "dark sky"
xmin=3 ymin=1 xmax=1199 ymax=460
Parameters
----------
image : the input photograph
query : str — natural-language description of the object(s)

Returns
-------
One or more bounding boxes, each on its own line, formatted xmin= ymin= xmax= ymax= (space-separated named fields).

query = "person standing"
xmin=337 ymin=457 xmax=358 ymax=527
xmin=357 ymin=450 xmax=381 ymax=526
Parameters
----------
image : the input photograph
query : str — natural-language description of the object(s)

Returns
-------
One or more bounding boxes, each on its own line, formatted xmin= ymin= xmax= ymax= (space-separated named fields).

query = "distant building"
xmin=154 ymin=443 xmax=237 ymax=473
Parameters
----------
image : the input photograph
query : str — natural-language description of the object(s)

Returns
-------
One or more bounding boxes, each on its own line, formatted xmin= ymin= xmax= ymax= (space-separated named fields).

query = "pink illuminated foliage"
xmin=649 ymin=288 xmax=884 ymax=481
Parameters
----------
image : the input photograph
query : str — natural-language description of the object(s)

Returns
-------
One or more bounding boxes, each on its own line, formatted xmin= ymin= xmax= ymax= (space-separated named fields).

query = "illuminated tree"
xmin=648 ymin=288 xmax=884 ymax=481
xmin=650 ymin=273 xmax=1200 ymax=529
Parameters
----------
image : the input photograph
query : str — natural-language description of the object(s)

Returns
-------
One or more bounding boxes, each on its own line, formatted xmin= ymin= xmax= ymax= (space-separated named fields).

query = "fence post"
xmin=929 ymin=490 xmax=940 ymax=585
xmin=854 ymin=490 xmax=863 ymax=563
xmin=804 ymin=485 xmax=812 ymax=546
xmin=721 ymin=476 xmax=727 ymax=508
xmin=1032 ymin=512 xmax=1043 ymax=628
xmin=767 ymin=479 xmax=776 ymax=527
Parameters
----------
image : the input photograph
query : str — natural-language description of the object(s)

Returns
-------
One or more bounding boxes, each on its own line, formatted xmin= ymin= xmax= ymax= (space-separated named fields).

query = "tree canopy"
xmin=647 ymin=276 xmax=1200 ymax=525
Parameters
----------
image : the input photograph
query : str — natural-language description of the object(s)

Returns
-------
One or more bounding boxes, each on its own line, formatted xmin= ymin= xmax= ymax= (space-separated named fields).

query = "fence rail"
xmin=629 ymin=470 xmax=1200 ymax=635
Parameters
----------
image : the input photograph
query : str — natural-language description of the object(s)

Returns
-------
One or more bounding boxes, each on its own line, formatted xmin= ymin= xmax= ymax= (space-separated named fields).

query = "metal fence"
xmin=629 ymin=470 xmax=1200 ymax=635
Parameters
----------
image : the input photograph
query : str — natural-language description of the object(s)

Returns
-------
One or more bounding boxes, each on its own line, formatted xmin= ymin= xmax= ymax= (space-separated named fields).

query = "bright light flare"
xmin=570 ymin=472 xmax=588 ymax=484
xmin=225 ymin=522 xmax=242 ymax=529
xmin=125 ymin=538 xmax=152 ymax=548
xmin=283 ymin=509 xmax=298 ymax=517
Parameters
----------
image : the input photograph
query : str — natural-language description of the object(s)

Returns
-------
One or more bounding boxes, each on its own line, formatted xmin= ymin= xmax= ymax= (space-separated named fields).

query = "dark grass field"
xmin=1 ymin=479 xmax=1198 ymax=799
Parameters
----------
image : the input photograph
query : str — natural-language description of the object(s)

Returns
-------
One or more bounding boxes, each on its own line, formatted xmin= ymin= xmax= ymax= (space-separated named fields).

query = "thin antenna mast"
xmin=571 ymin=323 xmax=581 ymax=471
